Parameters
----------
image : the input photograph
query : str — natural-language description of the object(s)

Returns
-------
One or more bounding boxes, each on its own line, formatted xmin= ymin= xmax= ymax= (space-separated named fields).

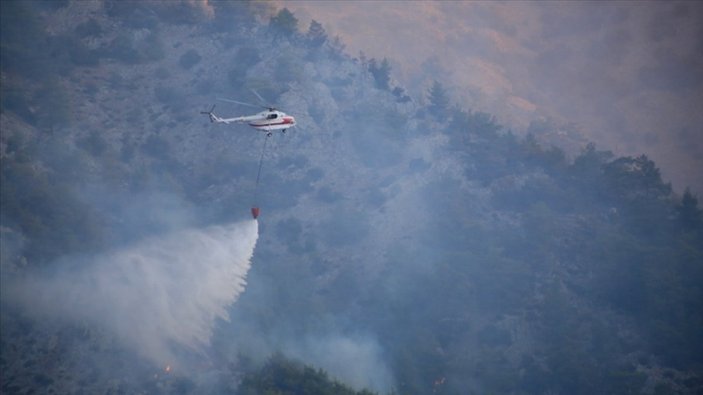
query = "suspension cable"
xmin=253 ymin=133 xmax=270 ymax=205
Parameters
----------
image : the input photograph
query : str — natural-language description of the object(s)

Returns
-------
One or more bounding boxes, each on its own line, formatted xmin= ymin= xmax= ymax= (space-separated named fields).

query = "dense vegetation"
xmin=1 ymin=1 xmax=702 ymax=394
xmin=239 ymin=354 xmax=377 ymax=395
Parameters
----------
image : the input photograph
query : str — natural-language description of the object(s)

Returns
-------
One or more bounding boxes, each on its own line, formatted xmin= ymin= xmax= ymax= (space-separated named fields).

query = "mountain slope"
xmin=1 ymin=2 xmax=702 ymax=394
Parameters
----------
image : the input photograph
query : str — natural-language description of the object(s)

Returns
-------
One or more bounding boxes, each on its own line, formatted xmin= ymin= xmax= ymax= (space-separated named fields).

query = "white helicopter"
xmin=201 ymin=94 xmax=296 ymax=136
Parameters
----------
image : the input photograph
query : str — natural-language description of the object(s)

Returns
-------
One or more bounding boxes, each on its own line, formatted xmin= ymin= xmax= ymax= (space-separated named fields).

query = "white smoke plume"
xmin=284 ymin=334 xmax=394 ymax=393
xmin=4 ymin=220 xmax=259 ymax=368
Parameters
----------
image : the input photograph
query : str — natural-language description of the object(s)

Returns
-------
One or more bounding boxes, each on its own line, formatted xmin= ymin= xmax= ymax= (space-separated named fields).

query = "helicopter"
xmin=201 ymin=94 xmax=296 ymax=136
xmin=201 ymin=92 xmax=296 ymax=219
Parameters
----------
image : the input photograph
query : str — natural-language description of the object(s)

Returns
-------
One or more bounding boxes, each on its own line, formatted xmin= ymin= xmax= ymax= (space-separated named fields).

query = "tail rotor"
xmin=200 ymin=104 xmax=217 ymax=123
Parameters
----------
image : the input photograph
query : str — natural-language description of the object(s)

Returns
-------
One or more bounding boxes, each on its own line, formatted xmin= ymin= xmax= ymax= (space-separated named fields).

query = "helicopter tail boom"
xmin=201 ymin=104 xmax=250 ymax=124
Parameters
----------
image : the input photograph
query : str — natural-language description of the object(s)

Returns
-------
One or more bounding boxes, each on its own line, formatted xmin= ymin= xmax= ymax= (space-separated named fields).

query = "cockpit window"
xmin=266 ymin=113 xmax=278 ymax=120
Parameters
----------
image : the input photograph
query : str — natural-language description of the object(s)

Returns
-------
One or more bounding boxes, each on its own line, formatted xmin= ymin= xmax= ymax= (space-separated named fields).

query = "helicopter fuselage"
xmin=205 ymin=109 xmax=296 ymax=132
xmin=247 ymin=110 xmax=296 ymax=132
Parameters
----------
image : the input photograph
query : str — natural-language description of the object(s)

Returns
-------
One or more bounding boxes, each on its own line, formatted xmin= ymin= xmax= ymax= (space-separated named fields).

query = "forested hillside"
xmin=1 ymin=2 xmax=702 ymax=394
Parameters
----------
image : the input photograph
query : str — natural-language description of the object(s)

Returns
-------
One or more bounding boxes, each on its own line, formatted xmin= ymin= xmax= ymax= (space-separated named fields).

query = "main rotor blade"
xmin=216 ymin=98 xmax=263 ymax=109
xmin=199 ymin=104 xmax=216 ymax=114
xmin=250 ymin=89 xmax=267 ymax=106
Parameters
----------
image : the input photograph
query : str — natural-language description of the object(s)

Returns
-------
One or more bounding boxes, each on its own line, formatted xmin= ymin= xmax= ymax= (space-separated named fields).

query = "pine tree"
xmin=427 ymin=80 xmax=449 ymax=119
xmin=368 ymin=57 xmax=391 ymax=90
xmin=306 ymin=19 xmax=327 ymax=48
xmin=269 ymin=8 xmax=298 ymax=39
xmin=678 ymin=188 xmax=702 ymax=231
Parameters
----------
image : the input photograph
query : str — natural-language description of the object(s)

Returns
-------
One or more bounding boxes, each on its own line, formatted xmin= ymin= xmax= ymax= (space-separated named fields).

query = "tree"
xmin=427 ymin=80 xmax=450 ymax=119
xmin=448 ymin=108 xmax=501 ymax=147
xmin=328 ymin=35 xmax=346 ymax=60
xmin=306 ymin=19 xmax=327 ymax=48
xmin=368 ymin=58 xmax=391 ymax=90
xmin=269 ymin=8 xmax=298 ymax=39
xmin=603 ymin=155 xmax=674 ymax=238
xmin=678 ymin=188 xmax=702 ymax=231
xmin=239 ymin=353 xmax=375 ymax=395
xmin=604 ymin=155 xmax=671 ymax=202
xmin=570 ymin=143 xmax=612 ymax=192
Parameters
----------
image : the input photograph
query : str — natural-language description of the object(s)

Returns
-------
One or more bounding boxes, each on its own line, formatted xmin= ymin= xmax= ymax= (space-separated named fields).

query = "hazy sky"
xmin=276 ymin=1 xmax=703 ymax=194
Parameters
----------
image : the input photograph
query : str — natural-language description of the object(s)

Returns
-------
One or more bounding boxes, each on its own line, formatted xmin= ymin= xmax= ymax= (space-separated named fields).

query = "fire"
xmin=165 ymin=365 xmax=172 ymax=373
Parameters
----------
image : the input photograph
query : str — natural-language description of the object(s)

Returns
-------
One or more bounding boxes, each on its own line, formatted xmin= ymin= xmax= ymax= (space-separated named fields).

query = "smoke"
xmin=3 ymin=220 xmax=259 ymax=369
xmin=283 ymin=334 xmax=394 ymax=393
xmin=280 ymin=0 xmax=703 ymax=194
